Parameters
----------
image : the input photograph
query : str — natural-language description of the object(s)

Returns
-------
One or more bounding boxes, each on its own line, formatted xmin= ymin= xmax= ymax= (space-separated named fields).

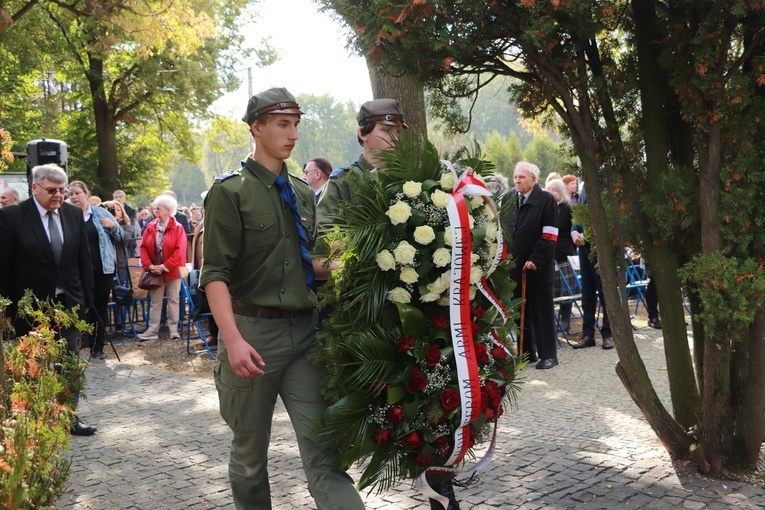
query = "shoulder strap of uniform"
xmin=329 ymin=161 xmax=362 ymax=179
xmin=215 ymin=168 xmax=240 ymax=182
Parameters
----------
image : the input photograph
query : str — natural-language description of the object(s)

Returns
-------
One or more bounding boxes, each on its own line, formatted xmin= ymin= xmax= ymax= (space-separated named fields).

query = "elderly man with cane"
xmin=501 ymin=161 xmax=559 ymax=369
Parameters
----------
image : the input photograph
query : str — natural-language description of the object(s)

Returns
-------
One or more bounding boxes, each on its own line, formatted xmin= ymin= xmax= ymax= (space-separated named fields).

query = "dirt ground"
xmin=101 ymin=332 xmax=218 ymax=379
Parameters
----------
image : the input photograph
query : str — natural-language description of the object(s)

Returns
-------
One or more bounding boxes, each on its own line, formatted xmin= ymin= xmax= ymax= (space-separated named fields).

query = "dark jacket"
xmin=501 ymin=183 xmax=559 ymax=285
xmin=555 ymin=202 xmax=575 ymax=262
xmin=0 ymin=199 xmax=94 ymax=335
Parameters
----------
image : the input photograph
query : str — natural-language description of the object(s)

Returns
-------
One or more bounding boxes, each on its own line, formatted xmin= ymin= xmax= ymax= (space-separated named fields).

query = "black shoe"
xmin=72 ymin=419 xmax=97 ymax=436
xmin=535 ymin=358 xmax=558 ymax=370
xmin=602 ymin=336 xmax=614 ymax=350
xmin=526 ymin=352 xmax=538 ymax=363
xmin=648 ymin=317 xmax=662 ymax=329
xmin=572 ymin=336 xmax=596 ymax=349
xmin=91 ymin=350 xmax=106 ymax=360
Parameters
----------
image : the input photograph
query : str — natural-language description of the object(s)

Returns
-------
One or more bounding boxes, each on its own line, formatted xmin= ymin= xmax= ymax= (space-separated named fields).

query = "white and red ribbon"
xmin=415 ymin=163 xmax=511 ymax=509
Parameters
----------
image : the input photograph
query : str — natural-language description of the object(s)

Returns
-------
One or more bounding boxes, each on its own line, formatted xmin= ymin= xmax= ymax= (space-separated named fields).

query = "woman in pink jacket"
xmin=137 ymin=194 xmax=187 ymax=341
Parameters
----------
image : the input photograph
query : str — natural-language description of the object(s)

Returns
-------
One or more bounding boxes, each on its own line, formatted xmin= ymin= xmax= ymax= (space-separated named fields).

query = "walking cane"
xmin=519 ymin=267 xmax=527 ymax=359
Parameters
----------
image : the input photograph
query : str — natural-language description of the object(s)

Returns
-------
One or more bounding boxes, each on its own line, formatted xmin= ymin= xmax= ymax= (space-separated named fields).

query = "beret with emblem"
xmin=356 ymin=98 xmax=408 ymax=128
xmin=242 ymin=87 xmax=304 ymax=125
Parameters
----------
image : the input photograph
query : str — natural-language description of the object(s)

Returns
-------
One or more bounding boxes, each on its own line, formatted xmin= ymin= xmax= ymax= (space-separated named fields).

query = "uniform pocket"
xmin=214 ymin=361 xmax=257 ymax=432
xmin=242 ymin=210 xmax=278 ymax=256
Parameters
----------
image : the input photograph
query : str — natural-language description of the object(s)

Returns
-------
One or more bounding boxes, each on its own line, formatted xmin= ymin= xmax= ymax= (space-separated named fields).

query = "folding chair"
xmin=123 ymin=259 xmax=151 ymax=338
xmin=179 ymin=268 xmax=217 ymax=360
xmin=554 ymin=259 xmax=584 ymax=347
xmin=626 ymin=258 xmax=650 ymax=328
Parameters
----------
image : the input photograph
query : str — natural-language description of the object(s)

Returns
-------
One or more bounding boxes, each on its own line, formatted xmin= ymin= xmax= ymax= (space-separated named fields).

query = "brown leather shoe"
xmin=602 ymin=336 xmax=614 ymax=350
xmin=572 ymin=336 xmax=596 ymax=349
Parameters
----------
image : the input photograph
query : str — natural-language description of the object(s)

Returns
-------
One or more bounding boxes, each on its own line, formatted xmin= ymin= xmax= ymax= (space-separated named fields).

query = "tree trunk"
xmin=86 ymin=55 xmax=120 ymax=195
xmin=366 ymin=58 xmax=428 ymax=141
xmin=733 ymin=302 xmax=765 ymax=468
xmin=631 ymin=0 xmax=701 ymax=432
xmin=570 ymin=135 xmax=693 ymax=458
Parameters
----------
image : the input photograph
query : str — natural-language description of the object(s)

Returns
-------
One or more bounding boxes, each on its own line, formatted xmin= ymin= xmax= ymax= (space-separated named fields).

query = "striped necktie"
xmin=273 ymin=176 xmax=315 ymax=287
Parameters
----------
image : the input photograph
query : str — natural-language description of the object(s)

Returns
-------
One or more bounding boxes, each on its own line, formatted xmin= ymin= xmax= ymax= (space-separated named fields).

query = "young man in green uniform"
xmin=199 ymin=87 xmax=365 ymax=510
xmin=314 ymin=98 xmax=407 ymax=280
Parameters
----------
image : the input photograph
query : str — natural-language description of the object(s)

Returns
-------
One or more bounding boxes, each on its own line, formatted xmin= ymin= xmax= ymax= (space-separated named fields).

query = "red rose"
xmin=491 ymin=345 xmax=508 ymax=361
xmin=480 ymin=389 xmax=490 ymax=411
xmin=425 ymin=344 xmax=442 ymax=367
xmin=470 ymin=321 xmax=481 ymax=337
xmin=401 ymin=431 xmax=423 ymax=449
xmin=484 ymin=380 xmax=502 ymax=408
xmin=484 ymin=407 xmax=495 ymax=421
xmin=386 ymin=406 xmax=404 ymax=424
xmin=406 ymin=367 xmax=428 ymax=394
xmin=440 ymin=388 xmax=460 ymax=412
xmin=371 ymin=429 xmax=391 ymax=444
xmin=397 ymin=335 xmax=414 ymax=352
xmin=471 ymin=305 xmax=486 ymax=318
xmin=432 ymin=315 xmax=450 ymax=330
xmin=432 ymin=435 xmax=452 ymax=452
xmin=498 ymin=369 xmax=508 ymax=382
xmin=474 ymin=342 xmax=489 ymax=363
xmin=416 ymin=452 xmax=432 ymax=466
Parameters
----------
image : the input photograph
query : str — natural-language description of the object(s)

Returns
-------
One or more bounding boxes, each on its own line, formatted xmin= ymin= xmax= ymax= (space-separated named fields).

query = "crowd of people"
xmin=0 ymin=86 xmax=660 ymax=509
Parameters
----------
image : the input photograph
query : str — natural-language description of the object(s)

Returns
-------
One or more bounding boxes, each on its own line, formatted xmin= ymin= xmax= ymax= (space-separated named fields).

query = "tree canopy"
xmin=324 ymin=0 xmax=765 ymax=475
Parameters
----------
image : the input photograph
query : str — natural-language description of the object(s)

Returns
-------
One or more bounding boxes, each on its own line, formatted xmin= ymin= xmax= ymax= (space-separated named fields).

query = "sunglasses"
xmin=36 ymin=184 xmax=68 ymax=195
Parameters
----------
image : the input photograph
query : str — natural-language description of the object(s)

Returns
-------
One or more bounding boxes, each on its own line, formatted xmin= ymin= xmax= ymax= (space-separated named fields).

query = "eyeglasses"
xmin=36 ymin=185 xmax=68 ymax=195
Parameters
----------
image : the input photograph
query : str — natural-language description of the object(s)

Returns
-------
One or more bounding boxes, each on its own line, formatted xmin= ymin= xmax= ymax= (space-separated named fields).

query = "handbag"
xmin=112 ymin=244 xmax=134 ymax=305
xmin=112 ymin=284 xmax=133 ymax=305
xmin=137 ymin=253 xmax=164 ymax=290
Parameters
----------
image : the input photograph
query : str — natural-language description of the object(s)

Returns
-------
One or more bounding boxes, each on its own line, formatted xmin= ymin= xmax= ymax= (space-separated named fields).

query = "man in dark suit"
xmin=0 ymin=163 xmax=98 ymax=436
xmin=570 ymin=185 xmax=614 ymax=349
xmin=502 ymin=161 xmax=560 ymax=369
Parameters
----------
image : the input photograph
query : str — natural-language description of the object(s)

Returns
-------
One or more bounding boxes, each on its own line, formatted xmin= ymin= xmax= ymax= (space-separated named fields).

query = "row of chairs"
xmin=552 ymin=253 xmax=652 ymax=345
xmin=107 ymin=260 xmax=217 ymax=360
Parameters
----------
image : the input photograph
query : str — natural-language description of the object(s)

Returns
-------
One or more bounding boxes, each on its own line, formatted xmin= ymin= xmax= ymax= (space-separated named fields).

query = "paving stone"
xmin=56 ymin=326 xmax=765 ymax=509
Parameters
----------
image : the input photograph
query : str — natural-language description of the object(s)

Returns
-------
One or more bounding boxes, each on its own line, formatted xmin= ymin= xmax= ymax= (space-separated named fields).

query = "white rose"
xmin=487 ymin=241 xmax=498 ymax=258
xmin=427 ymin=273 xmax=450 ymax=295
xmin=468 ymin=214 xmax=475 ymax=228
xmin=400 ymin=267 xmax=419 ymax=284
xmin=469 ymin=285 xmax=478 ymax=300
xmin=413 ymin=225 xmax=436 ymax=245
xmin=386 ymin=200 xmax=412 ymax=225
xmin=431 ymin=189 xmax=451 ymax=208
xmin=432 ymin=247 xmax=451 ymax=268
xmin=470 ymin=195 xmax=484 ymax=209
xmin=388 ymin=287 xmax=412 ymax=304
xmin=470 ymin=265 xmax=484 ymax=284
xmin=402 ymin=181 xmax=422 ymax=199
xmin=485 ymin=222 xmax=498 ymax=242
xmin=440 ymin=173 xmax=455 ymax=191
xmin=420 ymin=292 xmax=441 ymax=303
xmin=393 ymin=240 xmax=417 ymax=265
xmin=444 ymin=226 xmax=453 ymax=246
xmin=471 ymin=252 xmax=480 ymax=265
xmin=438 ymin=296 xmax=450 ymax=307
xmin=375 ymin=250 xmax=396 ymax=271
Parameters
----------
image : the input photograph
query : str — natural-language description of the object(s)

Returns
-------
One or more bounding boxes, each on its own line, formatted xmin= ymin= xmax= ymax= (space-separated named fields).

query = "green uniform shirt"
xmin=316 ymin=154 xmax=374 ymax=235
xmin=200 ymin=156 xmax=317 ymax=311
